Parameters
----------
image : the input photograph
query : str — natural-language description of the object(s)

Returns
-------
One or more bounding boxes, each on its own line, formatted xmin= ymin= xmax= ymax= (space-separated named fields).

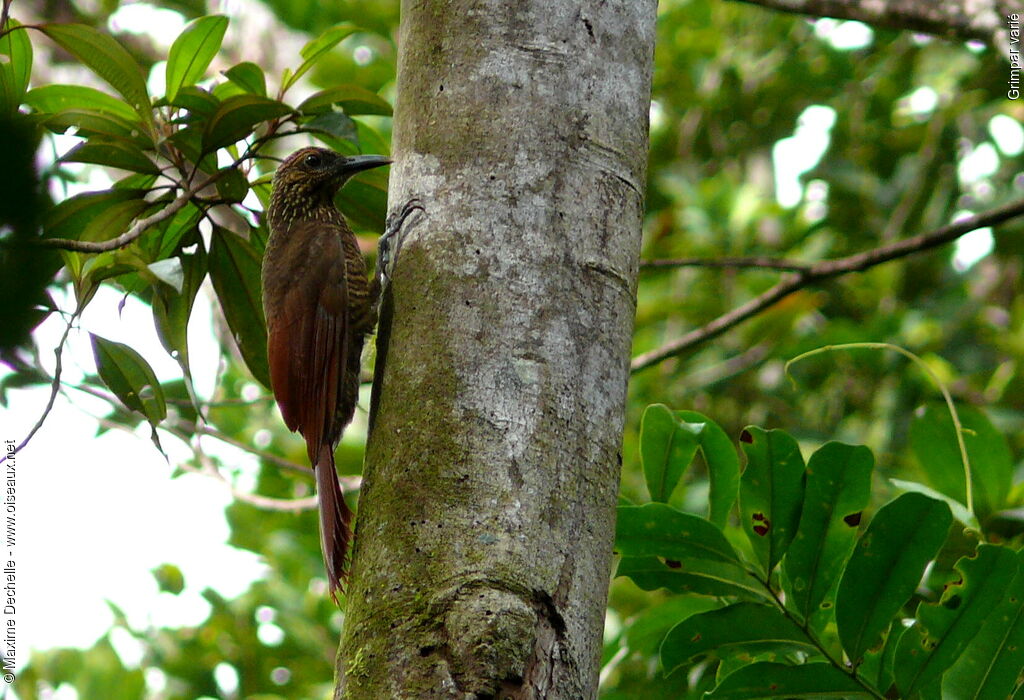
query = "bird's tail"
xmin=315 ymin=444 xmax=353 ymax=603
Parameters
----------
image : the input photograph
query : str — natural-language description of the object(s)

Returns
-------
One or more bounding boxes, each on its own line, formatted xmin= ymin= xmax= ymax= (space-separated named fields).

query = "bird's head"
xmin=269 ymin=147 xmax=390 ymax=226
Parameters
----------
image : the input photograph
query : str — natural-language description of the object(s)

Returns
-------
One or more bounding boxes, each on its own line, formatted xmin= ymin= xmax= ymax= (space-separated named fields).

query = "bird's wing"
xmin=266 ymin=221 xmax=349 ymax=462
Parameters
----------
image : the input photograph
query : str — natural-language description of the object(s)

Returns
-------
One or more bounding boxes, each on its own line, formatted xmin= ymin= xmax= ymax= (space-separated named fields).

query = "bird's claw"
xmin=378 ymin=197 xmax=425 ymax=284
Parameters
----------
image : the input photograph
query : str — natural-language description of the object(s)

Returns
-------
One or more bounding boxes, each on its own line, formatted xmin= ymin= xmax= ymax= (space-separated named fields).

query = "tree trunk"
xmin=335 ymin=1 xmax=656 ymax=697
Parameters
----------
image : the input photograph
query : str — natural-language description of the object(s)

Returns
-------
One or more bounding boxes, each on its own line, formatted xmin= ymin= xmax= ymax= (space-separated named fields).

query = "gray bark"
xmin=335 ymin=0 xmax=656 ymax=698
xmin=732 ymin=0 xmax=1021 ymax=48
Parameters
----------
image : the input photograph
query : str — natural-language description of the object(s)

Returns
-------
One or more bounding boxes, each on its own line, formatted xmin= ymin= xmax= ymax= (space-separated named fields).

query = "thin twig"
xmin=632 ymin=197 xmax=1024 ymax=372
xmin=640 ymin=256 xmax=811 ymax=271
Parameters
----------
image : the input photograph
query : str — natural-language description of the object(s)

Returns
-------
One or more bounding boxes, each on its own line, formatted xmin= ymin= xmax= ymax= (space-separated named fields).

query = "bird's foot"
xmin=378 ymin=197 xmax=424 ymax=285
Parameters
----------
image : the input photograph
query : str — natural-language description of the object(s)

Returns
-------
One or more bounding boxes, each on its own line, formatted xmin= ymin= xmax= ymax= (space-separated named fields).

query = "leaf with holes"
xmin=616 ymin=556 xmax=768 ymax=601
xmin=165 ymin=15 xmax=229 ymax=102
xmin=895 ymin=544 xmax=1020 ymax=697
xmin=616 ymin=503 xmax=740 ymax=564
xmin=783 ymin=441 xmax=873 ymax=625
xmin=739 ymin=427 xmax=805 ymax=576
xmin=836 ymin=492 xmax=952 ymax=664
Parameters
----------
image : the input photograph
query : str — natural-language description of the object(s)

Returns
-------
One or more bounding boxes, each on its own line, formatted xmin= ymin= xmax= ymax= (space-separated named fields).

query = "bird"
xmin=261 ymin=146 xmax=390 ymax=601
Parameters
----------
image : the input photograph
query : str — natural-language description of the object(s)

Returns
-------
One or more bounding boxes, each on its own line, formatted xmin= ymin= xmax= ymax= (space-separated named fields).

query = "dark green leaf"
xmin=890 ymin=478 xmax=978 ymax=530
xmin=616 ymin=556 xmax=768 ymax=601
xmin=165 ymin=15 xmax=229 ymax=102
xmin=223 ymin=62 xmax=267 ymax=96
xmin=39 ymin=24 xmax=150 ymax=121
xmin=215 ymin=167 xmax=250 ymax=203
xmin=783 ymin=441 xmax=873 ymax=624
xmin=639 ymin=404 xmax=703 ymax=503
xmin=836 ymin=492 xmax=952 ymax=664
xmin=207 ymin=227 xmax=269 ymax=387
xmin=38 ymin=109 xmax=149 ymax=146
xmin=168 ymin=86 xmax=221 ymax=120
xmin=896 ymin=544 xmax=1020 ymax=697
xmin=910 ymin=403 xmax=1013 ymax=522
xmin=0 ymin=19 xmax=32 ymax=113
xmin=942 ymin=549 xmax=1024 ymax=699
xmin=284 ymin=23 xmax=359 ymax=91
xmin=661 ymin=603 xmax=815 ymax=675
xmin=166 ymin=126 xmax=219 ymax=173
xmin=623 ymin=596 xmax=720 ymax=657
xmin=303 ymin=111 xmax=359 ymax=144
xmin=615 ymin=503 xmax=740 ymax=564
xmin=705 ymin=662 xmax=871 ymax=698
xmin=297 ymin=84 xmax=393 ymax=116
xmin=677 ymin=410 xmax=739 ymax=528
xmin=153 ymin=237 xmax=207 ymax=371
xmin=202 ymin=94 xmax=292 ymax=152
xmin=739 ymin=427 xmax=806 ymax=576
xmin=60 ymin=140 xmax=160 ymax=175
xmin=24 ymin=84 xmax=138 ymax=121
xmin=43 ymin=189 xmax=149 ymax=242
xmin=335 ymin=167 xmax=388 ymax=232
xmin=90 ymin=334 xmax=166 ymax=427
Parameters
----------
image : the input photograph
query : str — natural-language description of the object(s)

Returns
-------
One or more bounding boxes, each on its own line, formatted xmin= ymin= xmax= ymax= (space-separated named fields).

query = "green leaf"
xmin=835 ymin=492 xmax=953 ymax=664
xmin=165 ymin=15 xmax=229 ymax=102
xmin=284 ymin=23 xmax=359 ymax=92
xmin=661 ymin=603 xmax=816 ymax=675
xmin=615 ymin=503 xmax=740 ymax=564
xmin=43 ymin=189 xmax=151 ymax=242
xmin=38 ymin=109 xmax=149 ymax=146
xmin=738 ymin=427 xmax=805 ymax=576
xmin=304 ymin=111 xmax=359 ymax=145
xmin=168 ymin=86 xmax=221 ymax=119
xmin=90 ymin=334 xmax=166 ymax=446
xmin=910 ymin=403 xmax=1013 ymax=522
xmin=941 ymin=549 xmax=1024 ymax=699
xmin=896 ymin=544 xmax=1020 ymax=697
xmin=297 ymin=84 xmax=393 ymax=116
xmin=0 ymin=19 xmax=32 ymax=113
xmin=223 ymin=61 xmax=266 ymax=96
xmin=24 ymin=84 xmax=139 ymax=122
xmin=202 ymin=94 xmax=292 ymax=152
xmin=207 ymin=227 xmax=269 ymax=387
xmin=215 ymin=167 xmax=250 ymax=203
xmin=639 ymin=404 xmax=703 ymax=503
xmin=335 ymin=167 xmax=389 ymax=232
xmin=623 ymin=596 xmax=720 ymax=657
xmin=890 ymin=478 xmax=979 ymax=530
xmin=704 ymin=662 xmax=871 ymax=698
xmin=616 ymin=556 xmax=768 ymax=601
xmin=39 ymin=24 xmax=150 ymax=121
xmin=154 ymin=237 xmax=206 ymax=372
xmin=783 ymin=441 xmax=873 ymax=624
xmin=151 ymin=563 xmax=185 ymax=595
xmin=677 ymin=410 xmax=739 ymax=528
xmin=60 ymin=140 xmax=160 ymax=174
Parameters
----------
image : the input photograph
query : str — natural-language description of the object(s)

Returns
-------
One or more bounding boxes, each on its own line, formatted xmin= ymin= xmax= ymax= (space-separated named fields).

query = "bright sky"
xmin=3 ymin=6 xmax=1021 ymax=692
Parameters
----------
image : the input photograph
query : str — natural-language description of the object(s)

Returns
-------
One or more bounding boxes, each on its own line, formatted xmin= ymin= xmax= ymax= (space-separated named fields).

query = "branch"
xmin=729 ymin=0 xmax=1016 ymax=46
xmin=631 ymin=197 xmax=1024 ymax=372
xmin=37 ymin=177 xmax=210 ymax=252
xmin=641 ymin=256 xmax=811 ymax=271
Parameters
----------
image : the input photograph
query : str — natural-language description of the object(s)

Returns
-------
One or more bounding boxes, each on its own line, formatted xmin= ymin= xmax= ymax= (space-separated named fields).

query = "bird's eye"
xmin=304 ymin=153 xmax=322 ymax=168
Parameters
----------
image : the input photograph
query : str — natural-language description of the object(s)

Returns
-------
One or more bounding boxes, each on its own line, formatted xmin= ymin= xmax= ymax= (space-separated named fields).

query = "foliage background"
xmin=3 ymin=0 xmax=1022 ymax=698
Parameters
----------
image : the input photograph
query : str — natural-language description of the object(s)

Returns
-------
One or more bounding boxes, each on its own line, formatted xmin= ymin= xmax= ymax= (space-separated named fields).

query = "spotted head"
xmin=268 ymin=147 xmax=390 ymax=230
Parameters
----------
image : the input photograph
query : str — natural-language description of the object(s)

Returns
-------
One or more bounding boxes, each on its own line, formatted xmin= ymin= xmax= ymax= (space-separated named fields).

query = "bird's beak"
xmin=336 ymin=154 xmax=391 ymax=176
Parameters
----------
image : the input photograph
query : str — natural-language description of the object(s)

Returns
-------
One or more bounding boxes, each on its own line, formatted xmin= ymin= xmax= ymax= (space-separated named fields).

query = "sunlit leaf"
xmin=39 ymin=23 xmax=150 ymax=121
xmin=223 ymin=61 xmax=267 ymax=96
xmin=25 ymin=84 xmax=139 ymax=122
xmin=0 ymin=19 xmax=32 ymax=113
xmin=165 ymin=15 xmax=229 ymax=102
xmin=738 ymin=427 xmax=805 ymax=576
xmin=836 ymin=492 xmax=952 ymax=664
xmin=284 ymin=23 xmax=359 ymax=91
